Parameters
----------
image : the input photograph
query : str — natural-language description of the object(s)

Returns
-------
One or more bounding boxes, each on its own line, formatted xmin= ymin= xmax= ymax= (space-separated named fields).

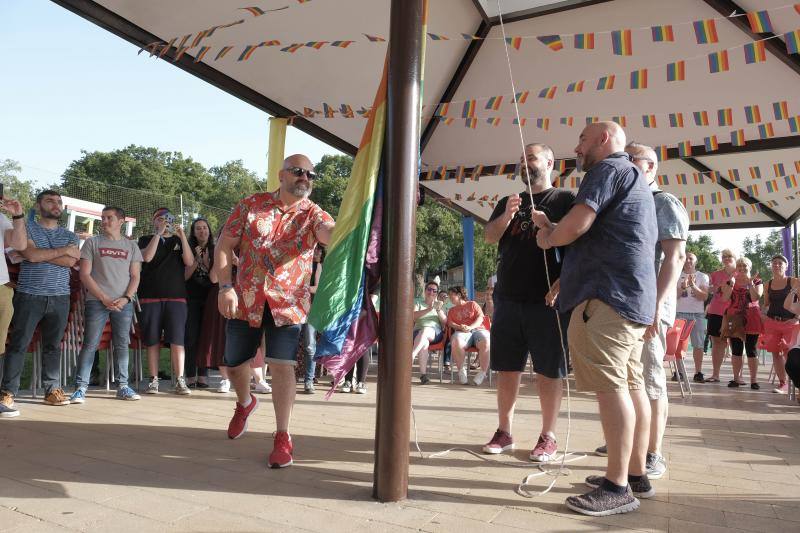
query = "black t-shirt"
xmin=489 ymin=188 xmax=575 ymax=302
xmin=137 ymin=235 xmax=187 ymax=299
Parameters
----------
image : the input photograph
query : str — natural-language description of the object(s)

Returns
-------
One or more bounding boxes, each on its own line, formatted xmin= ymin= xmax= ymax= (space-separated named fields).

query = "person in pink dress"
xmin=719 ymin=257 xmax=763 ymax=389
xmin=704 ymin=249 xmax=738 ymax=383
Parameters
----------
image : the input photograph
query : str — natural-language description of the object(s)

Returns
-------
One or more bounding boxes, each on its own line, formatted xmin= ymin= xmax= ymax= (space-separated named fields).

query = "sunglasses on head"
xmin=285 ymin=166 xmax=318 ymax=180
xmin=425 ymin=287 xmax=438 ymax=293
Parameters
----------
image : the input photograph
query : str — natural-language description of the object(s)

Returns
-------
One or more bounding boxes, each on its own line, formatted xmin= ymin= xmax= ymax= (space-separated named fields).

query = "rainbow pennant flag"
xmin=774 ymin=163 xmax=786 ymax=177
xmin=215 ymin=46 xmax=234 ymax=60
xmin=710 ymin=191 xmax=722 ymax=204
xmin=789 ymin=116 xmax=800 ymax=133
xmin=656 ymin=145 xmax=669 ymax=161
xmin=693 ymin=19 xmax=719 ymax=44
xmin=729 ymin=169 xmax=741 ymax=182
xmin=759 ymin=122 xmax=775 ymax=139
xmin=465 ymin=118 xmax=478 ymax=129
xmin=427 ymin=33 xmax=449 ymax=41
xmin=238 ymin=45 xmax=261 ymax=61
xmin=651 ymin=25 xmax=674 ymax=42
xmin=689 ymin=210 xmax=699 ymax=222
xmin=731 ymin=129 xmax=746 ymax=146
xmin=331 ymin=40 xmax=355 ymax=48
xmin=434 ymin=102 xmax=450 ymax=116
xmin=744 ymin=41 xmax=767 ymax=64
xmin=305 ymin=41 xmax=329 ymax=50
xmin=694 ymin=111 xmax=709 ymax=126
xmin=744 ymin=104 xmax=762 ymax=124
xmin=486 ymin=117 xmax=501 ymax=126
xmin=642 ymin=114 xmax=657 ymax=128
xmin=678 ymin=141 xmax=692 ymax=158
xmin=514 ymin=91 xmax=530 ymax=103
xmin=693 ymin=194 xmax=704 ymax=206
xmin=704 ymin=209 xmax=714 ymax=221
xmin=537 ymin=35 xmax=564 ymax=51
xmin=462 ymin=100 xmax=476 ymax=118
xmin=746 ymin=10 xmax=774 ymax=33
xmin=676 ymin=173 xmax=688 ymax=184
xmin=560 ymin=116 xmax=574 ymax=126
xmin=471 ymin=165 xmax=484 ymax=180
xmin=322 ymin=103 xmax=336 ymax=118
xmin=585 ymin=116 xmax=599 ymax=124
xmin=536 ymin=118 xmax=550 ymax=130
xmin=785 ymin=175 xmax=798 ymax=188
xmin=566 ymin=80 xmax=585 ymax=93
xmin=538 ymin=86 xmax=557 ymax=99
xmin=773 ymin=101 xmax=789 ymax=120
xmin=721 ymin=207 xmax=731 ymax=218
xmin=574 ymin=33 xmax=595 ymax=49
xmin=193 ymin=46 xmax=211 ymax=63
xmin=785 ymin=30 xmax=800 ymax=54
xmin=708 ymin=50 xmax=729 ymax=73
xmin=596 ymin=75 xmax=615 ymax=90
xmin=513 ymin=118 xmax=527 ymax=126
xmin=461 ymin=33 xmax=481 ymax=40
xmin=486 ymin=96 xmax=503 ymax=110
xmin=666 ymin=60 xmax=686 ymax=82
xmin=669 ymin=112 xmax=684 ymax=127
xmin=704 ymin=135 xmax=719 ymax=151
xmin=630 ymin=69 xmax=648 ymax=89
xmin=718 ymin=107 xmax=733 ymax=126
xmin=455 ymin=166 xmax=465 ymax=183
xmin=657 ymin=174 xmax=669 ymax=186
xmin=281 ymin=43 xmax=304 ymax=53
xmin=693 ymin=173 xmax=705 ymax=184
xmin=339 ymin=104 xmax=355 ymax=118
xmin=609 ymin=116 xmax=625 ymax=127
xmin=749 ymin=166 xmax=761 ymax=180
xmin=766 ymin=179 xmax=778 ymax=193
xmin=746 ymin=185 xmax=760 ymax=197
xmin=611 ymin=29 xmax=633 ymax=56
xmin=363 ymin=34 xmax=387 ymax=42
xmin=506 ymin=37 xmax=522 ymax=50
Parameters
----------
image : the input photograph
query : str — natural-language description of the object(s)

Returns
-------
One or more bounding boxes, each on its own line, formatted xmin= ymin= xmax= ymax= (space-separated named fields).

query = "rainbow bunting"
xmin=786 ymin=30 xmax=800 ymax=54
xmin=514 ymin=91 xmax=529 ymax=103
xmin=718 ymin=107 xmax=733 ymax=126
xmin=536 ymin=118 xmax=550 ymax=130
xmin=486 ymin=117 xmax=501 ymax=126
xmin=705 ymin=210 xmax=714 ymax=221
xmin=461 ymin=33 xmax=481 ymax=40
xmin=773 ymin=101 xmax=789 ymax=120
xmin=656 ymin=145 xmax=669 ymax=161
xmin=471 ymin=165 xmax=483 ymax=181
xmin=281 ymin=43 xmax=304 ymax=53
xmin=465 ymin=118 xmax=478 ymax=129
xmin=747 ymin=11 xmax=774 ymax=33
xmin=485 ymin=96 xmax=503 ymax=110
xmin=537 ymin=35 xmax=564 ymax=51
xmin=191 ymin=30 xmax=209 ymax=48
xmin=193 ymin=46 xmax=211 ymax=62
xmin=630 ymin=69 xmax=648 ymax=89
xmin=455 ymin=166 xmax=465 ymax=183
xmin=708 ymin=50 xmax=729 ymax=73
xmin=513 ymin=118 xmax=527 ymax=126
xmin=363 ymin=34 xmax=386 ymax=42
xmin=427 ymin=33 xmax=449 ymax=41
xmin=585 ymin=117 xmax=599 ymax=124
xmin=612 ymin=116 xmax=627 ymax=127
xmin=789 ymin=116 xmax=800 ymax=133
xmin=239 ymin=6 xmax=267 ymax=16
xmin=357 ymin=107 xmax=372 ymax=118
xmin=437 ymin=166 xmax=448 ymax=179
xmin=730 ymin=190 xmax=741 ymax=201
xmin=710 ymin=191 xmax=722 ymax=204
xmin=678 ymin=141 xmax=692 ymax=158
xmin=555 ymin=160 xmax=567 ymax=174
xmin=506 ymin=37 xmax=522 ymax=50
xmin=657 ymin=174 xmax=669 ymax=186
xmin=690 ymin=210 xmax=699 ymax=222
xmin=759 ymin=122 xmax=775 ymax=139
xmin=669 ymin=112 xmax=684 ymax=127
xmin=744 ymin=41 xmax=767 ymax=64
xmin=721 ymin=207 xmax=731 ymax=218
xmin=704 ymin=135 xmax=719 ymax=151
xmin=173 ymin=46 xmax=191 ymax=62
xmin=462 ymin=100 xmax=476 ymax=118
xmin=340 ymin=104 xmax=354 ymax=118
xmin=611 ymin=29 xmax=633 ymax=56
xmin=749 ymin=166 xmax=761 ymax=179
xmin=566 ymin=81 xmax=585 ymax=93
xmin=322 ymin=103 xmax=336 ymax=118
xmin=693 ymin=110 xmax=709 ymax=126
xmin=642 ymin=114 xmax=657 ymax=128
xmin=560 ymin=116 xmax=574 ymax=126
xmin=666 ymin=60 xmax=686 ymax=82
xmin=676 ymin=173 xmax=688 ymax=185
xmin=710 ymin=171 xmax=722 ymax=182
xmin=331 ymin=40 xmax=355 ymax=48
xmin=157 ymin=38 xmax=176 ymax=58
xmin=731 ymin=129 xmax=746 ymax=146
xmin=441 ymin=117 xmax=454 ymax=126
xmin=596 ymin=75 xmax=615 ymax=90
xmin=774 ymin=163 xmax=786 ymax=177
xmin=176 ymin=34 xmax=192 ymax=50
xmin=651 ymin=25 xmax=675 ymax=42
xmin=693 ymin=19 xmax=719 ymax=44
xmin=214 ymin=46 xmax=234 ymax=60
xmin=728 ymin=169 xmax=741 ymax=182
xmin=574 ymin=33 xmax=595 ymax=49
xmin=302 ymin=107 xmax=317 ymax=118
xmin=746 ymin=185 xmax=760 ymax=197
xmin=736 ymin=206 xmax=747 ymax=216
xmin=693 ymin=172 xmax=705 ymax=184
xmin=693 ymin=195 xmax=704 ymax=206
xmin=744 ymin=105 xmax=762 ymax=124
xmin=238 ymin=45 xmax=262 ymax=61
xmin=538 ymin=86 xmax=557 ymax=99
xmin=785 ymin=175 xmax=798 ymax=188
xmin=305 ymin=41 xmax=328 ymax=50
xmin=435 ymin=102 xmax=450 ymax=116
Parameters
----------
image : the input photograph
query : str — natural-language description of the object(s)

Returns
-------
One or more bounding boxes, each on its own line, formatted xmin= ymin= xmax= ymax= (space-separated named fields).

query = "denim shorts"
xmin=224 ymin=304 xmax=301 ymax=367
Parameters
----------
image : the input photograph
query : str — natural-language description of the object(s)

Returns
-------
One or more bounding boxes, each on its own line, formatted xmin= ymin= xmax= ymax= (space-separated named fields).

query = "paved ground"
xmin=1 ymin=363 xmax=799 ymax=532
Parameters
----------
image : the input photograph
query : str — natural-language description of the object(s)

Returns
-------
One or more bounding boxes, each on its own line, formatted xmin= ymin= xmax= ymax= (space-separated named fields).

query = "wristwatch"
xmin=11 ymin=214 xmax=24 ymax=220
xmin=221 ymin=283 xmax=235 ymax=291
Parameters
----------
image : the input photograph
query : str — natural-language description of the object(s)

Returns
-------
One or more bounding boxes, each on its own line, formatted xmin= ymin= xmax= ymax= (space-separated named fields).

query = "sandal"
xmin=704 ymin=377 xmax=720 ymax=383
xmin=727 ymin=380 xmax=742 ymax=388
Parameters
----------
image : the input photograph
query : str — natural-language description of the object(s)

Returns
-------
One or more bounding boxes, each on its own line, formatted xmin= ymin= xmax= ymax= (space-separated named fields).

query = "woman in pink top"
xmin=719 ymin=257 xmax=763 ymax=389
xmin=705 ymin=249 xmax=738 ymax=382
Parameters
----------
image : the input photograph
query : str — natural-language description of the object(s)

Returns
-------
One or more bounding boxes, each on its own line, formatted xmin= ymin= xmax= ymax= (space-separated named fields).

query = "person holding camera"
xmin=704 ymin=249 xmax=738 ymax=383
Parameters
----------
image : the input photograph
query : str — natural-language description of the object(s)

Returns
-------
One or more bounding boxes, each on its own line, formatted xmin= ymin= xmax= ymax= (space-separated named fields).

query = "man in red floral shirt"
xmin=216 ymin=154 xmax=334 ymax=468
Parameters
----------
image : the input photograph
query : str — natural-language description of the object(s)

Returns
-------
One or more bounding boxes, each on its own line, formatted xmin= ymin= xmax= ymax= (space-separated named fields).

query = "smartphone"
xmin=164 ymin=213 xmax=175 ymax=235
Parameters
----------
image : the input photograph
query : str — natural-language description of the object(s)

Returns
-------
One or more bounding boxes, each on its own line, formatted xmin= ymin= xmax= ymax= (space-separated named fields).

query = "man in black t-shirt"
xmin=481 ymin=143 xmax=575 ymax=463
xmin=137 ymin=208 xmax=194 ymax=395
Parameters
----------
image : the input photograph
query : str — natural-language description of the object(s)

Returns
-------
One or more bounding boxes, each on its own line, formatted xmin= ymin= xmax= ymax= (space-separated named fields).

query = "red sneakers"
xmin=482 ymin=429 xmax=514 ymax=454
xmin=227 ymin=394 xmax=259 ymax=439
xmin=529 ymin=434 xmax=557 ymax=462
xmin=268 ymin=431 xmax=293 ymax=468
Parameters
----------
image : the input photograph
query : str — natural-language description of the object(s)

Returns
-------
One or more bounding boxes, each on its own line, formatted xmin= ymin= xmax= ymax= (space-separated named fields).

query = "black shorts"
xmin=706 ymin=313 xmax=723 ymax=337
xmin=224 ymin=304 xmax=301 ymax=367
xmin=490 ymin=297 xmax=570 ymax=379
xmin=139 ymin=300 xmax=188 ymax=347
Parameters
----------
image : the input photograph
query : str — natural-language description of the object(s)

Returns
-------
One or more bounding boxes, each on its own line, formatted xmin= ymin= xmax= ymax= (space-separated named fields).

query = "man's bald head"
xmin=625 ymin=142 xmax=658 ymax=184
xmin=279 ymin=153 xmax=315 ymax=199
xmin=574 ymin=121 xmax=628 ymax=171
xmin=283 ymin=154 xmax=313 ymax=169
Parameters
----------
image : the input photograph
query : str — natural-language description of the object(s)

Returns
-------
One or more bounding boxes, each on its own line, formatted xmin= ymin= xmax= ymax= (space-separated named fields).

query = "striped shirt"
xmin=18 ymin=220 xmax=79 ymax=296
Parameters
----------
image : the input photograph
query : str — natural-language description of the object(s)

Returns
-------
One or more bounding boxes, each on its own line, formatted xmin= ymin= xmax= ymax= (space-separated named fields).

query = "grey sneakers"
xmin=646 ymin=452 xmax=667 ymax=479
xmin=566 ymin=482 xmax=640 ymax=516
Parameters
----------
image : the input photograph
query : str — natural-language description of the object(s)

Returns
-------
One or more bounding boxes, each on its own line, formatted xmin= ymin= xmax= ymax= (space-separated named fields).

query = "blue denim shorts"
xmin=224 ymin=304 xmax=301 ymax=367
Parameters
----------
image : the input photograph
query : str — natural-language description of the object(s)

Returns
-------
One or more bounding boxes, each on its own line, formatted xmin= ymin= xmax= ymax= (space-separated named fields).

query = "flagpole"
xmin=373 ymin=0 xmax=423 ymax=503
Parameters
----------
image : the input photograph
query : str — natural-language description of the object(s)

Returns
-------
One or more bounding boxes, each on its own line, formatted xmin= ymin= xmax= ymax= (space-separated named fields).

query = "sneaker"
xmin=0 ymin=392 xmax=19 ymax=418
xmin=146 ymin=377 xmax=159 ymax=394
xmin=595 ymin=444 xmax=608 ymax=457
xmin=175 ymin=377 xmax=192 ymax=395
xmin=304 ymin=380 xmax=315 ymax=394
xmin=482 ymin=429 xmax=514 ymax=454
xmin=472 ymin=370 xmax=487 ymax=386
xmin=693 ymin=372 xmax=705 ymax=383
xmin=419 ymin=374 xmax=430 ymax=385
xmin=217 ymin=379 xmax=231 ymax=393
xmin=566 ymin=484 xmax=640 ymax=516
xmin=69 ymin=389 xmax=86 ymax=404
xmin=268 ymin=431 xmax=293 ymax=468
xmin=341 ymin=380 xmax=352 ymax=393
xmin=228 ymin=394 xmax=259 ymax=439
xmin=646 ymin=452 xmax=667 ymax=480
xmin=355 ymin=382 xmax=367 ymax=394
xmin=44 ymin=388 xmax=70 ymax=406
xmin=458 ymin=367 xmax=468 ymax=385
xmin=254 ymin=380 xmax=272 ymax=394
xmin=773 ymin=383 xmax=788 ymax=394
xmin=750 ymin=383 xmax=760 ymax=390
xmin=530 ymin=434 xmax=558 ymax=462
xmin=116 ymin=386 xmax=141 ymax=401
xmin=585 ymin=475 xmax=655 ymax=499
xmin=727 ymin=380 xmax=741 ymax=388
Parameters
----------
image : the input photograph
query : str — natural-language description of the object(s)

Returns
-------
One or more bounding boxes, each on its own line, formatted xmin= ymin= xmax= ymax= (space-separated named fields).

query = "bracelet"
xmin=221 ymin=283 xmax=234 ymax=290
xmin=11 ymin=214 xmax=24 ymax=220
xmin=123 ymin=295 xmax=132 ymax=302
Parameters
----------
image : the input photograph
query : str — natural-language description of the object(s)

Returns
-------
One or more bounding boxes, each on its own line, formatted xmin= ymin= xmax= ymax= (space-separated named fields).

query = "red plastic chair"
xmin=463 ymin=315 xmax=492 ymax=385
xmin=428 ymin=327 xmax=450 ymax=383
xmin=665 ymin=318 xmax=694 ymax=397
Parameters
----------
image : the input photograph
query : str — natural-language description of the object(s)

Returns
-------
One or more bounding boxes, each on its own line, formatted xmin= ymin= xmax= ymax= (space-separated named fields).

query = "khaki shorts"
xmin=568 ymin=299 xmax=646 ymax=393
xmin=0 ymin=284 xmax=13 ymax=351
xmin=642 ymin=319 xmax=669 ymax=401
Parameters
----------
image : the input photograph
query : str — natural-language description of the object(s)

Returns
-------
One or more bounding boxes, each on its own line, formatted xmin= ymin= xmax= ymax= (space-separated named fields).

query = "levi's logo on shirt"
xmin=99 ymin=248 xmax=129 ymax=260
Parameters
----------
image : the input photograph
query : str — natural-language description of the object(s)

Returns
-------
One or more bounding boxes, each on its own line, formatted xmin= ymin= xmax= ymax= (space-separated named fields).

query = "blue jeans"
xmin=1 ymin=292 xmax=70 ymax=395
xmin=75 ymin=300 xmax=134 ymax=390
xmin=300 ymin=323 xmax=316 ymax=382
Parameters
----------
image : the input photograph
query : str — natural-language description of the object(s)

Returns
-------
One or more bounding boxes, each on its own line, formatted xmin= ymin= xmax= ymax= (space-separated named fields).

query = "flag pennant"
xmin=736 ymin=206 xmax=747 ymax=215
xmin=485 ymin=96 xmax=503 ymax=110
xmin=694 ymin=19 xmax=719 ymax=44
xmin=322 ymin=103 xmax=336 ymax=118
xmin=437 ymin=166 xmax=448 ymax=179
xmin=774 ymin=163 xmax=786 ymax=177
xmin=239 ymin=6 xmax=267 ymax=16
xmin=612 ymin=116 xmax=627 ymax=127
xmin=657 ymin=174 xmax=669 ymax=186
xmin=750 ymin=166 xmax=762 ymax=179
xmin=536 ymin=118 xmax=550 ymax=130
xmin=461 ymin=33 xmax=482 ymax=40
xmin=434 ymin=102 xmax=450 ymax=117
xmin=630 ymin=69 xmax=648 ymax=89
xmin=746 ymin=185 xmax=760 ymax=197
xmin=471 ymin=165 xmax=484 ymax=181
xmin=786 ymin=30 xmax=800 ymax=54
xmin=730 ymin=189 xmax=741 ymax=201
xmin=731 ymin=129 xmax=746 ymax=146
xmin=462 ymin=100 xmax=477 ymax=118
xmin=611 ymin=29 xmax=633 ymax=56
xmin=710 ymin=191 xmax=722 ymax=204
xmin=721 ymin=207 xmax=731 ymax=218
xmin=537 ymin=35 xmax=564 ymax=51
xmin=718 ymin=107 xmax=733 ymax=126
xmin=305 ymin=41 xmax=328 ymax=50
xmin=427 ymin=33 xmax=449 ymax=41
xmin=191 ymin=30 xmax=210 ymax=48
xmin=506 ymin=37 xmax=522 ymax=50
xmin=744 ymin=41 xmax=767 ymax=64
xmin=566 ymin=80 xmax=585 ymax=93
xmin=238 ymin=45 xmax=260 ymax=61
xmin=676 ymin=173 xmax=688 ymax=184
xmin=465 ymin=118 xmax=478 ymax=129
xmin=441 ymin=117 xmax=454 ymax=126
xmin=157 ymin=38 xmax=176 ymax=58
xmin=586 ymin=117 xmax=599 ymax=124
xmin=538 ymin=86 xmax=557 ymax=99
xmin=514 ymin=91 xmax=529 ymax=104
xmin=193 ymin=46 xmax=211 ymax=63
xmin=596 ymin=75 xmax=615 ymax=90
xmin=330 ymin=40 xmax=355 ymax=48
xmin=363 ymin=34 xmax=386 ymax=42
xmin=690 ymin=210 xmax=699 ymax=222
xmin=747 ymin=11 xmax=774 ymax=33
xmin=744 ymin=104 xmax=762 ymax=124
xmin=642 ymin=114 xmax=657 ymax=128
xmin=669 ymin=112 xmax=685 ymax=127
xmin=555 ymin=160 xmax=567 ymax=174
xmin=759 ymin=122 xmax=775 ymax=139
xmin=281 ymin=43 xmax=305 ymax=53
xmin=656 ymin=145 xmax=669 ymax=161
xmin=693 ymin=110 xmax=709 ymax=126
xmin=785 ymin=175 xmax=798 ymax=188
xmin=214 ymin=46 xmax=234 ymax=60
xmin=357 ymin=107 xmax=372 ymax=118
xmin=486 ymin=117 xmax=501 ymax=126
xmin=678 ymin=141 xmax=692 ymax=158
xmin=666 ymin=60 xmax=686 ymax=82
xmin=789 ymin=116 xmax=800 ymax=133
xmin=574 ymin=33 xmax=595 ymax=49
xmin=513 ymin=118 xmax=527 ymax=126
xmin=302 ymin=107 xmax=317 ymax=118
xmin=708 ymin=50 xmax=730 ymax=73
xmin=651 ymin=25 xmax=675 ymax=42
xmin=560 ymin=116 xmax=574 ymax=126
xmin=704 ymin=135 xmax=719 ymax=151
xmin=774 ymin=101 xmax=789 ymax=120
xmin=705 ymin=209 xmax=714 ymax=221
xmin=729 ymin=169 xmax=741 ymax=182
xmin=455 ymin=166 xmax=465 ymax=183
xmin=339 ymin=104 xmax=354 ymax=118
xmin=693 ymin=194 xmax=704 ymax=206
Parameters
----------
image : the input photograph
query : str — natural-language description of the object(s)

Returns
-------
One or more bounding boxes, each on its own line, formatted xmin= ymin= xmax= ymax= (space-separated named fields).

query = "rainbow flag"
xmin=694 ymin=19 xmax=719 ymax=44
xmin=612 ymin=116 xmax=627 ymax=127
xmin=744 ymin=41 xmax=767 ymax=64
xmin=465 ymin=118 xmax=478 ymax=129
xmin=555 ymin=160 xmax=567 ymax=174
xmin=704 ymin=210 xmax=714 ymax=221
xmin=656 ymin=145 xmax=669 ymax=161
xmin=331 ymin=40 xmax=355 ymax=48
xmin=666 ymin=60 xmax=686 ymax=82
xmin=214 ymin=46 xmax=234 ymax=60
xmin=657 ymin=174 xmax=669 ymax=185
xmin=322 ymin=103 xmax=335 ymax=118
xmin=710 ymin=191 xmax=722 ymax=204
xmin=238 ymin=45 xmax=261 ymax=61
xmin=750 ymin=166 xmax=761 ymax=179
xmin=651 ymin=25 xmax=674 ymax=42
xmin=736 ymin=206 xmax=746 ymax=216
xmin=759 ymin=122 xmax=775 ymax=139
xmin=729 ymin=190 xmax=741 ymax=201
xmin=461 ymin=33 xmax=481 ymax=40
xmin=669 ymin=112 xmax=684 ymax=127
xmin=729 ymin=169 xmax=741 ymax=182
xmin=774 ymin=163 xmax=786 ymax=177
xmin=462 ymin=100 xmax=476 ymax=118
xmin=676 ymin=173 xmax=688 ymax=184
xmin=566 ymin=80 xmax=585 ymax=93
xmin=786 ymin=30 xmax=800 ymax=54
xmin=193 ymin=46 xmax=211 ymax=62
xmin=427 ymin=33 xmax=449 ymax=41
xmin=694 ymin=111 xmax=709 ymax=126
xmin=340 ymin=104 xmax=354 ymax=118
xmin=302 ymin=107 xmax=317 ymax=118
xmin=305 ymin=41 xmax=329 ymax=50
xmin=630 ymin=69 xmax=648 ymax=89
xmin=731 ymin=129 xmax=746 ymax=146
xmin=690 ymin=210 xmax=699 ymax=222
xmin=538 ymin=86 xmax=557 ymax=99
xmin=239 ymin=6 xmax=267 ymax=17
xmin=435 ymin=102 xmax=450 ymax=116
xmin=766 ymin=180 xmax=778 ymax=193
xmin=721 ymin=207 xmax=731 ymax=218
xmin=611 ymin=29 xmax=633 ymax=55
xmin=471 ymin=165 xmax=484 ymax=181
xmin=514 ymin=91 xmax=529 ymax=103
xmin=561 ymin=116 xmax=574 ymax=126
xmin=538 ymin=35 xmax=564 ymax=51
xmin=363 ymin=34 xmax=387 ymax=42
xmin=642 ymin=114 xmax=657 ymax=128
xmin=693 ymin=173 xmax=705 ymax=184
xmin=281 ymin=43 xmax=304 ymax=53
xmin=747 ymin=11 xmax=773 ymax=33
xmin=486 ymin=96 xmax=503 ymax=110
xmin=506 ymin=37 xmax=522 ymax=50
xmin=585 ymin=116 xmax=599 ymax=124
xmin=789 ymin=116 xmax=800 ymax=133
xmin=307 ymin=60 xmax=387 ymax=385
xmin=774 ymin=101 xmax=789 ymax=120
xmin=708 ymin=50 xmax=729 ymax=73
xmin=693 ymin=194 xmax=704 ymax=206
xmin=744 ymin=104 xmax=762 ymax=124
xmin=678 ymin=141 xmax=692 ymax=157
xmin=704 ymin=135 xmax=719 ymax=151
xmin=513 ymin=118 xmax=527 ymax=126
xmin=455 ymin=166 xmax=465 ymax=183
xmin=785 ymin=175 xmax=798 ymax=188
xmin=536 ymin=118 xmax=550 ymax=130
xmin=596 ymin=75 xmax=615 ymax=90
xmin=574 ymin=33 xmax=595 ymax=49
xmin=437 ymin=165 xmax=448 ymax=179
xmin=746 ymin=185 xmax=760 ymax=197
xmin=718 ymin=107 xmax=733 ymax=126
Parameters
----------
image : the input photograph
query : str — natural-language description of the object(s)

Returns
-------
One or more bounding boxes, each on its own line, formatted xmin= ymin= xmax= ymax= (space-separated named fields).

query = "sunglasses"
xmin=285 ymin=166 xmax=318 ymax=180
xmin=425 ymin=287 xmax=438 ymax=293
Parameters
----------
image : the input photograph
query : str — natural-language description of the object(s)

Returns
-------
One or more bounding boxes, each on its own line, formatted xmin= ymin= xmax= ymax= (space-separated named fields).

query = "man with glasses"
xmin=216 ymin=154 xmax=334 ymax=468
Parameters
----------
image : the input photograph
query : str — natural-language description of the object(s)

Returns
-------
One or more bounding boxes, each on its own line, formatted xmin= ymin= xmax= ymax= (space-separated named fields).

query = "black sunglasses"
xmin=285 ymin=166 xmax=318 ymax=180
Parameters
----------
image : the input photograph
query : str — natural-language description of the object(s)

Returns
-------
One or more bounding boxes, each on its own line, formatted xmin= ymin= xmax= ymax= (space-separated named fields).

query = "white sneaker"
xmin=355 ymin=382 xmax=367 ymax=394
xmin=341 ymin=380 xmax=352 ymax=393
xmin=458 ymin=367 xmax=468 ymax=385
xmin=146 ymin=377 xmax=159 ymax=395
xmin=254 ymin=380 xmax=272 ymax=394
xmin=217 ymin=379 xmax=231 ymax=393
xmin=175 ymin=377 xmax=192 ymax=395
xmin=473 ymin=370 xmax=487 ymax=386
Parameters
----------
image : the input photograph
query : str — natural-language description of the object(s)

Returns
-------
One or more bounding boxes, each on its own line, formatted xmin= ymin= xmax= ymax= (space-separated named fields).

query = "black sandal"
xmin=727 ymin=380 xmax=741 ymax=388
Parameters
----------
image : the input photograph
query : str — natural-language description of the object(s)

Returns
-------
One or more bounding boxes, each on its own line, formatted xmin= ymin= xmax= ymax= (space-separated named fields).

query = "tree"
xmin=686 ymin=234 xmax=721 ymax=274
xmin=0 ymin=159 xmax=37 ymax=210
xmin=742 ymin=230 xmax=782 ymax=279
xmin=311 ymin=154 xmax=352 ymax=218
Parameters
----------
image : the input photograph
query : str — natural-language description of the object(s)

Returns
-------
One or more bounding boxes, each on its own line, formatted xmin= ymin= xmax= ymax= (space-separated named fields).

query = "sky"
xmin=0 ymin=0 xmax=775 ymax=255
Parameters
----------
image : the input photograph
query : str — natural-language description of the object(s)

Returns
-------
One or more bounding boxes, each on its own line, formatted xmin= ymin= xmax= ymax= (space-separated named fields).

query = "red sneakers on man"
xmin=227 ymin=394 xmax=259 ymax=439
xmin=529 ymin=434 xmax=557 ymax=462
xmin=268 ymin=431 xmax=293 ymax=468
xmin=482 ymin=429 xmax=514 ymax=454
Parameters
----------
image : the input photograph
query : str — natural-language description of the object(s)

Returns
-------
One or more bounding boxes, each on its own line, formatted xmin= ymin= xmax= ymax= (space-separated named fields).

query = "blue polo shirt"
xmin=18 ymin=220 xmax=79 ymax=296
xmin=558 ymin=152 xmax=657 ymax=325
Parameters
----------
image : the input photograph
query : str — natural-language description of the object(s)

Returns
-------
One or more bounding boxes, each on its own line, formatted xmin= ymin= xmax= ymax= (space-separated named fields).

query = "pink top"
xmin=706 ymin=269 xmax=735 ymax=316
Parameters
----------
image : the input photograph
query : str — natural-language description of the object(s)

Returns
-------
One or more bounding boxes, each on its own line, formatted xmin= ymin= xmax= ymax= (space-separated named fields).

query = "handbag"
xmin=720 ymin=310 xmax=746 ymax=341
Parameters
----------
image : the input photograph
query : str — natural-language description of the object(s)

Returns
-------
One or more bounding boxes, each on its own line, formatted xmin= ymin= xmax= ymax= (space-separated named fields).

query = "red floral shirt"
xmin=224 ymin=191 xmax=333 ymax=327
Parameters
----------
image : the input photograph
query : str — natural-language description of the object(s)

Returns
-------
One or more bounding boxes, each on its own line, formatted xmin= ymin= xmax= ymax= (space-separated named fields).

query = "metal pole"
xmin=462 ymin=215 xmax=475 ymax=300
xmin=179 ymin=194 xmax=185 ymax=226
xmin=782 ymin=226 xmax=793 ymax=273
xmin=373 ymin=0 xmax=423 ymax=503
xmin=794 ymin=221 xmax=799 ymax=277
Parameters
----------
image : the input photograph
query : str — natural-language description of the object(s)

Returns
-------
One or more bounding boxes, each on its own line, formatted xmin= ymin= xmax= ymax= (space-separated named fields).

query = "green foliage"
xmin=415 ymin=198 xmax=462 ymax=277
xmin=686 ymin=234 xmax=721 ymax=274
xmin=0 ymin=159 xmax=37 ymax=210
xmin=311 ymin=154 xmax=352 ymax=218
xmin=473 ymin=225 xmax=498 ymax=290
xmin=742 ymin=230 xmax=782 ymax=279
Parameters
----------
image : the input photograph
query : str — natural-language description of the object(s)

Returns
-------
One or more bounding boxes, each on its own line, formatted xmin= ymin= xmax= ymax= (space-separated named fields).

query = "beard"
xmin=41 ymin=210 xmax=61 ymax=220
xmin=521 ymin=165 xmax=542 ymax=185
xmin=290 ymin=181 xmax=312 ymax=198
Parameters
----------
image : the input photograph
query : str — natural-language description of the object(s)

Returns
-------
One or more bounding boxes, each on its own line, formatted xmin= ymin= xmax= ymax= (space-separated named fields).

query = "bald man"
xmin=532 ymin=122 xmax=658 ymax=516
xmin=216 ymin=154 xmax=335 ymax=468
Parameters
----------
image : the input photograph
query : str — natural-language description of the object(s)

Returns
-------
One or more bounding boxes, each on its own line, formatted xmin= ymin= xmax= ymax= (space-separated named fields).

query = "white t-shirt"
xmin=0 ymin=214 xmax=13 ymax=285
xmin=676 ymin=270 xmax=709 ymax=314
